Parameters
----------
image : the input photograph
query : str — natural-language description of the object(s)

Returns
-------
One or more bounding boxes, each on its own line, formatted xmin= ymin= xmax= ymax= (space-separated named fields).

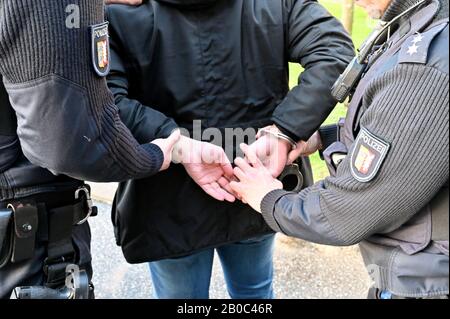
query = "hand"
xmin=249 ymin=125 xmax=291 ymax=178
xmin=150 ymin=130 xmax=181 ymax=171
xmin=172 ymin=136 xmax=235 ymax=202
xmin=105 ymin=0 xmax=142 ymax=5
xmin=287 ymin=131 xmax=323 ymax=165
xmin=230 ymin=144 xmax=283 ymax=213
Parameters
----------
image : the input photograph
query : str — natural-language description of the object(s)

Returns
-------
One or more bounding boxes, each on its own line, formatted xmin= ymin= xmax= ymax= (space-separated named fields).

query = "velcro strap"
xmin=47 ymin=205 xmax=75 ymax=261
xmin=45 ymin=205 xmax=77 ymax=287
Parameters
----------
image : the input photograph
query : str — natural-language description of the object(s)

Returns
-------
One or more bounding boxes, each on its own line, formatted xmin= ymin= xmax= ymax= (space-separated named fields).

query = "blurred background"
xmin=89 ymin=0 xmax=374 ymax=299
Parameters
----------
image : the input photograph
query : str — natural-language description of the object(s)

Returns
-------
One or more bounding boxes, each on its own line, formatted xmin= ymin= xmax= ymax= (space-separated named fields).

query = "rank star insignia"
xmin=412 ymin=33 xmax=424 ymax=44
xmin=407 ymin=43 xmax=419 ymax=56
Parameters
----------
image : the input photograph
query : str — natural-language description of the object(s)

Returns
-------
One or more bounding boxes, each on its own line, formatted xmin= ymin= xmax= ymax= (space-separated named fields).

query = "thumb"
xmin=165 ymin=129 xmax=181 ymax=151
xmin=220 ymin=152 xmax=234 ymax=177
xmin=287 ymin=141 xmax=306 ymax=165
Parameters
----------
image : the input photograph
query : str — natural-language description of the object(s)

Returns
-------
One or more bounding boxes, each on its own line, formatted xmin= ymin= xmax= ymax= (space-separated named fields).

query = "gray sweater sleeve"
xmin=261 ymin=64 xmax=449 ymax=246
xmin=0 ymin=0 xmax=163 ymax=182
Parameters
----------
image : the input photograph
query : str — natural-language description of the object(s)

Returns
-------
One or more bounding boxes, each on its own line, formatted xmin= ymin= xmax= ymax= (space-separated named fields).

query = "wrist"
xmin=277 ymin=138 xmax=292 ymax=154
xmin=172 ymin=135 xmax=192 ymax=164
xmin=260 ymin=189 xmax=290 ymax=232
xmin=260 ymin=125 xmax=296 ymax=152
xmin=254 ymin=181 xmax=283 ymax=214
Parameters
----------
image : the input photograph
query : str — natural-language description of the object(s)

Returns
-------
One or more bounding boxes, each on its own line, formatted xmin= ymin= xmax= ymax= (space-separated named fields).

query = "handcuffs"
xmin=257 ymin=127 xmax=298 ymax=150
xmin=257 ymin=127 xmax=304 ymax=193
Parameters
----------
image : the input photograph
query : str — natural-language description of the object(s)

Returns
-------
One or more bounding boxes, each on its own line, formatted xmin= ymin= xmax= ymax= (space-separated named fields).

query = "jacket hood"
xmin=155 ymin=0 xmax=218 ymax=8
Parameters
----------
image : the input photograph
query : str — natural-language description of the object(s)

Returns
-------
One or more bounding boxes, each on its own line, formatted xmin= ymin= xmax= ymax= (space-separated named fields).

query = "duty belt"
xmin=0 ymin=185 xmax=97 ymax=280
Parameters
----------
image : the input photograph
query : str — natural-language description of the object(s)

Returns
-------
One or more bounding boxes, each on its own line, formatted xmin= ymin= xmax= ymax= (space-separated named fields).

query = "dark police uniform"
xmin=106 ymin=0 xmax=354 ymax=263
xmin=0 ymin=0 xmax=166 ymax=299
xmin=260 ymin=0 xmax=449 ymax=298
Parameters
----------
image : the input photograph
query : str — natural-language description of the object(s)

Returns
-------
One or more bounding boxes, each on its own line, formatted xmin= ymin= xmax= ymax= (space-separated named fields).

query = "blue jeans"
xmin=149 ymin=234 xmax=275 ymax=299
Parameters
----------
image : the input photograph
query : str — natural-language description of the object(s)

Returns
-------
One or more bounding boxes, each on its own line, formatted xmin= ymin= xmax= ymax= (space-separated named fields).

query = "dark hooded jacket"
xmin=106 ymin=0 xmax=354 ymax=263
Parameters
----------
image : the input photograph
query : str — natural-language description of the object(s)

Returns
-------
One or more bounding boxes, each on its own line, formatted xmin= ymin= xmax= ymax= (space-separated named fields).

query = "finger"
xmin=287 ymin=142 xmax=306 ymax=165
xmin=221 ymin=189 xmax=236 ymax=203
xmin=233 ymin=166 xmax=247 ymax=181
xmin=234 ymin=157 xmax=253 ymax=172
xmin=166 ymin=130 xmax=181 ymax=149
xmin=211 ymin=182 xmax=235 ymax=203
xmin=220 ymin=155 xmax=234 ymax=178
xmin=218 ymin=176 xmax=235 ymax=195
xmin=217 ymin=177 xmax=237 ymax=202
xmin=287 ymin=151 xmax=300 ymax=165
xmin=240 ymin=143 xmax=263 ymax=168
xmin=208 ymin=147 xmax=234 ymax=177
xmin=202 ymin=184 xmax=225 ymax=202
xmin=269 ymin=165 xmax=283 ymax=178
xmin=229 ymin=181 xmax=243 ymax=195
xmin=230 ymin=181 xmax=247 ymax=204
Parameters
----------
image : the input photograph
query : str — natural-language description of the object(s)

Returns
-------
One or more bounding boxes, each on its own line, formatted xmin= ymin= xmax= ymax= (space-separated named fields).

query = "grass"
xmin=289 ymin=0 xmax=373 ymax=180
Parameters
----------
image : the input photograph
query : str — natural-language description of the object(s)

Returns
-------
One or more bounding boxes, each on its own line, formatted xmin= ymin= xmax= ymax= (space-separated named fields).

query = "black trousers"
xmin=0 ymin=199 xmax=93 ymax=299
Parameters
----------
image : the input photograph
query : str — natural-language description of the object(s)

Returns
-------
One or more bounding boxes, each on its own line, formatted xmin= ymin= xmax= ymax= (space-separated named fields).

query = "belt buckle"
xmin=74 ymin=187 xmax=93 ymax=225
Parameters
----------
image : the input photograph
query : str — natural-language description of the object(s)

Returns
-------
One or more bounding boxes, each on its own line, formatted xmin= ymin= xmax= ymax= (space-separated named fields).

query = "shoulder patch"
xmin=398 ymin=22 xmax=448 ymax=65
xmin=350 ymin=127 xmax=390 ymax=183
xmin=91 ymin=22 xmax=111 ymax=77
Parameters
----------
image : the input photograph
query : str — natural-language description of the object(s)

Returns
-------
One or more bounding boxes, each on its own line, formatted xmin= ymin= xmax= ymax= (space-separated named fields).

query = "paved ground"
xmin=89 ymin=183 xmax=371 ymax=299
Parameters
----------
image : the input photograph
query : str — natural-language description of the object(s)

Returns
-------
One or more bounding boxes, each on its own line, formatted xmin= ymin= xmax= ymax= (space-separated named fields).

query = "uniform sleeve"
xmin=107 ymin=28 xmax=178 ymax=143
xmin=261 ymin=64 xmax=449 ymax=246
xmin=272 ymin=0 xmax=355 ymax=141
xmin=0 ymin=0 xmax=163 ymax=182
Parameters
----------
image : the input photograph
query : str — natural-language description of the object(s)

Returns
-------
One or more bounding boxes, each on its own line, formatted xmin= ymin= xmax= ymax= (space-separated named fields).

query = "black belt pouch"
xmin=0 ymin=208 xmax=13 ymax=269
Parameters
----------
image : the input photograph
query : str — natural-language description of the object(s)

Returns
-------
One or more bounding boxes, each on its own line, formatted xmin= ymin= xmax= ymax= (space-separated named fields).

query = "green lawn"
xmin=289 ymin=0 xmax=372 ymax=180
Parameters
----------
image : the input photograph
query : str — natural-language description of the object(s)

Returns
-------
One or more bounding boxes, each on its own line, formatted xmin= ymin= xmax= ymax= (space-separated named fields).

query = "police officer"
xmin=0 ymin=0 xmax=182 ymax=299
xmin=230 ymin=0 xmax=449 ymax=299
